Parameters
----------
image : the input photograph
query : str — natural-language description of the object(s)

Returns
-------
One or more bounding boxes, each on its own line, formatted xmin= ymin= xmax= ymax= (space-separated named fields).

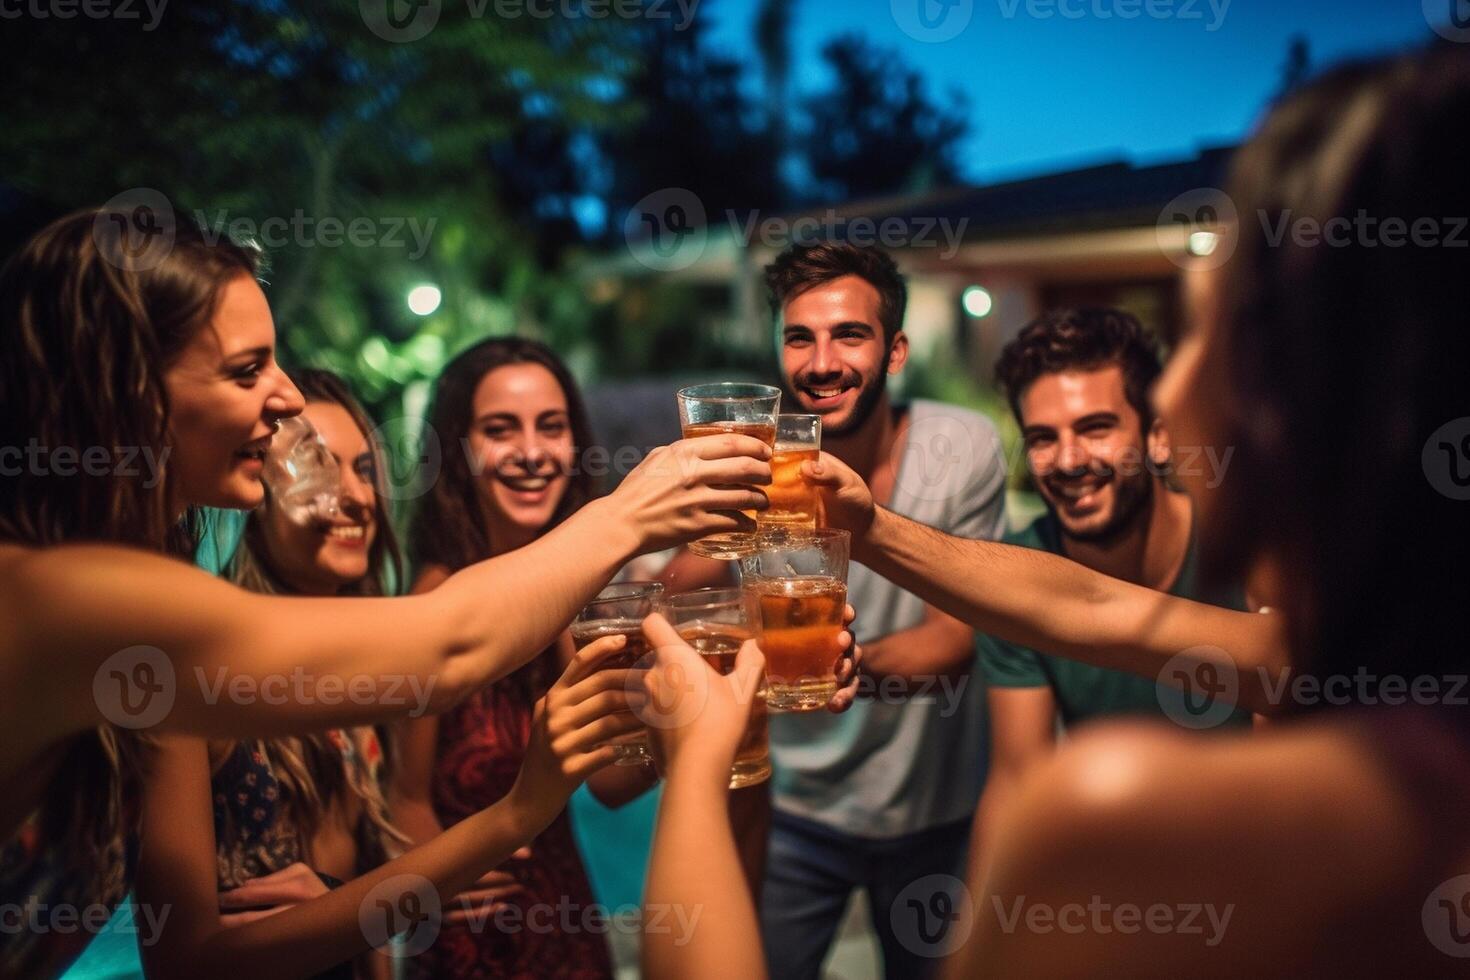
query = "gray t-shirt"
xmin=769 ymin=399 xmax=1007 ymax=839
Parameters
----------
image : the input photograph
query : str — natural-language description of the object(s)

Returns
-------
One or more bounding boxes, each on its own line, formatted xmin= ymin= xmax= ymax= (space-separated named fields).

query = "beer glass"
xmin=760 ymin=414 xmax=823 ymax=533
xmin=676 ymin=382 xmax=780 ymax=559
xmin=570 ymin=581 xmax=663 ymax=766
xmin=740 ymin=529 xmax=850 ymax=711
xmin=655 ymin=588 xmax=771 ymax=788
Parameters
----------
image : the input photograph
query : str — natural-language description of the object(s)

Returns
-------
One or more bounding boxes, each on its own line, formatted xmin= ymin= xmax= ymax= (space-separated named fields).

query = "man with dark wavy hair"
xmin=971 ymin=307 xmax=1251 ymax=866
xmin=760 ymin=241 xmax=1007 ymax=980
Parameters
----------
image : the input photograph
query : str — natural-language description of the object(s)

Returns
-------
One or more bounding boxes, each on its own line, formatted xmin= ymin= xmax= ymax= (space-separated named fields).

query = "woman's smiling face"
xmin=161 ymin=274 xmax=304 ymax=511
xmin=463 ymin=362 xmax=576 ymax=546
xmin=256 ymin=399 xmax=380 ymax=595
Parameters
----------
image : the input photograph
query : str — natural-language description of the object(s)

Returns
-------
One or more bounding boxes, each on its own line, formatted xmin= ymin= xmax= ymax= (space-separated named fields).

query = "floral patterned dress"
xmin=409 ymin=660 xmax=614 ymax=980
xmin=212 ymin=729 xmax=388 ymax=980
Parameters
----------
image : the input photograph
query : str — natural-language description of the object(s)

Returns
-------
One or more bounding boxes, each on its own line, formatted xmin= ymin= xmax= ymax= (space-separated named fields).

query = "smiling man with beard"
xmin=969 ymin=307 xmax=1252 ymax=868
xmin=759 ymin=242 xmax=1007 ymax=980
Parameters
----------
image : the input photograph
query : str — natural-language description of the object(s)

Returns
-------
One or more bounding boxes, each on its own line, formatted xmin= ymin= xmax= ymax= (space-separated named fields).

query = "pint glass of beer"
xmin=675 ymin=382 xmax=780 ymax=559
xmin=655 ymin=588 xmax=770 ymax=789
xmin=570 ymin=581 xmax=664 ymax=766
xmin=740 ymin=529 xmax=850 ymax=711
xmin=760 ymin=414 xmax=822 ymax=534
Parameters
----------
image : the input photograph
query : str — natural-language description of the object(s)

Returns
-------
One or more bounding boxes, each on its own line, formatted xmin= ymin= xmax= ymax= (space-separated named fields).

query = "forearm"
xmin=176 ymin=788 xmax=556 ymax=979
xmin=587 ymin=761 xmax=659 ymax=809
xmin=861 ymin=618 xmax=975 ymax=681
xmin=431 ymin=496 xmax=641 ymax=695
xmin=644 ymin=763 xmax=765 ymax=980
xmin=385 ymin=793 xmax=443 ymax=849
xmin=858 ymin=508 xmax=1289 ymax=714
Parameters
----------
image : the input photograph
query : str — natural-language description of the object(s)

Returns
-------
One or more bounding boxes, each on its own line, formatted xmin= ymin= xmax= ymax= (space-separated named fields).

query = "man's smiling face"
xmin=779 ymin=275 xmax=907 ymax=437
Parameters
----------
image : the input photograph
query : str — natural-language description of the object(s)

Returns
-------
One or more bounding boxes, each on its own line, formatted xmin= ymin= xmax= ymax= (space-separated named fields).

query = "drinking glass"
xmin=570 ymin=581 xmax=663 ymax=766
xmin=739 ymin=530 xmax=850 ymax=711
xmin=760 ymin=414 xmax=822 ymax=534
xmin=676 ymin=382 xmax=780 ymax=559
xmin=655 ymin=588 xmax=770 ymax=788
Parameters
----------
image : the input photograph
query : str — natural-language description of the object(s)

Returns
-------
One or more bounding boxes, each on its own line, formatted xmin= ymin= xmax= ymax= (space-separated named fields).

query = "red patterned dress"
xmin=410 ymin=656 xmax=614 ymax=980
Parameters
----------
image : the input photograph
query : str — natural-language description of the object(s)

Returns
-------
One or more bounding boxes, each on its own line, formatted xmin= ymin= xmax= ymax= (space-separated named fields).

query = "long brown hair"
xmin=0 ymin=206 xmax=261 ymax=917
xmin=0 ymin=207 xmax=260 ymax=552
xmin=223 ymin=368 xmax=407 ymax=865
xmin=1205 ymin=42 xmax=1470 ymax=687
xmin=408 ymin=337 xmax=599 ymax=697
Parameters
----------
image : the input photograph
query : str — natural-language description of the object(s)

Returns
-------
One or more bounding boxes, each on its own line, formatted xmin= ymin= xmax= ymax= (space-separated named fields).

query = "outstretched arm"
xmin=805 ymin=454 xmax=1290 ymax=715
xmin=3 ymin=435 xmax=772 ymax=760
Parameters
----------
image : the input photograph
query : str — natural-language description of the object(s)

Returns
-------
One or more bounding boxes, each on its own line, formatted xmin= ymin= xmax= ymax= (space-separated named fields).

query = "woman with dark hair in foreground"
xmin=642 ymin=41 xmax=1470 ymax=977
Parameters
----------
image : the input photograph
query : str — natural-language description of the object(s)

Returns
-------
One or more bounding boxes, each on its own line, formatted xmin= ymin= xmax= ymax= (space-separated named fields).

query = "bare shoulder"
xmin=1002 ymin=719 xmax=1416 ymax=892
xmin=970 ymin=718 xmax=1432 ymax=975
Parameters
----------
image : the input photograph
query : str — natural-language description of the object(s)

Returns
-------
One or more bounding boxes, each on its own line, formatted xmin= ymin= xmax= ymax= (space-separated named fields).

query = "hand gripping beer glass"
xmin=655 ymin=588 xmax=771 ymax=788
xmin=570 ymin=582 xmax=663 ymax=766
xmin=739 ymin=529 xmax=850 ymax=711
xmin=760 ymin=414 xmax=823 ymax=534
xmin=675 ymin=382 xmax=781 ymax=559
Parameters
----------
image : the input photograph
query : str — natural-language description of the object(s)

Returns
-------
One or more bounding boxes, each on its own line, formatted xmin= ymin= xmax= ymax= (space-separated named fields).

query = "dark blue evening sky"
xmin=703 ymin=0 xmax=1442 ymax=183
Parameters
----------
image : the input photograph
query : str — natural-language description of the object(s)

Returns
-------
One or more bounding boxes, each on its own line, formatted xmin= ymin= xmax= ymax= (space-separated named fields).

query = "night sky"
xmin=705 ymin=0 xmax=1442 ymax=183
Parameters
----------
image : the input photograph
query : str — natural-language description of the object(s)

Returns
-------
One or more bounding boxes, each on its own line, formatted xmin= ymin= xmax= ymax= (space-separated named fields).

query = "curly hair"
xmin=994 ymin=307 xmax=1163 ymax=432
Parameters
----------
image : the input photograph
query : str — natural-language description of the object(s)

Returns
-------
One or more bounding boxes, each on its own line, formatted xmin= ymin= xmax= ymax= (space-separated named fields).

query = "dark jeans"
xmin=760 ymin=809 xmax=973 ymax=980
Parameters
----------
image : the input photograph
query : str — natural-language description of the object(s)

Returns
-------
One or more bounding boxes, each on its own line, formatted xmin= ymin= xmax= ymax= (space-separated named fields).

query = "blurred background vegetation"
xmin=0 ymin=0 xmax=978 ymax=426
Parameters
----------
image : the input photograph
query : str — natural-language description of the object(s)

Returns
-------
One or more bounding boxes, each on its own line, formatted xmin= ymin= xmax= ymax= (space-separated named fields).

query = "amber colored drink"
xmin=749 ymin=576 xmax=847 ymax=710
xmin=681 ymin=420 xmax=778 ymax=558
xmin=569 ymin=618 xmax=652 ymax=765
xmin=762 ymin=447 xmax=822 ymax=531
xmin=676 ymin=622 xmax=770 ymax=788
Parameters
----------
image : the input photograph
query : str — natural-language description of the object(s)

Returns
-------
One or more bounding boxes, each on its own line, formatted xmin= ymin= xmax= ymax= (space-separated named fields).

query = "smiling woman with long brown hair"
xmin=0 ymin=208 xmax=774 ymax=979
xmin=392 ymin=338 xmax=636 ymax=979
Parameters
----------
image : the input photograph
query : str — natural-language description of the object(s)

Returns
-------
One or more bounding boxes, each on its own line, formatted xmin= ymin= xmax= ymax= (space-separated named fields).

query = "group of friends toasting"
xmin=2 ymin=39 xmax=1468 ymax=980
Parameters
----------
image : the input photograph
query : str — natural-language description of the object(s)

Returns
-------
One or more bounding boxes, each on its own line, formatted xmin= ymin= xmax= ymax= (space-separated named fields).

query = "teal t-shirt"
xmin=977 ymin=509 xmax=1253 ymax=728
